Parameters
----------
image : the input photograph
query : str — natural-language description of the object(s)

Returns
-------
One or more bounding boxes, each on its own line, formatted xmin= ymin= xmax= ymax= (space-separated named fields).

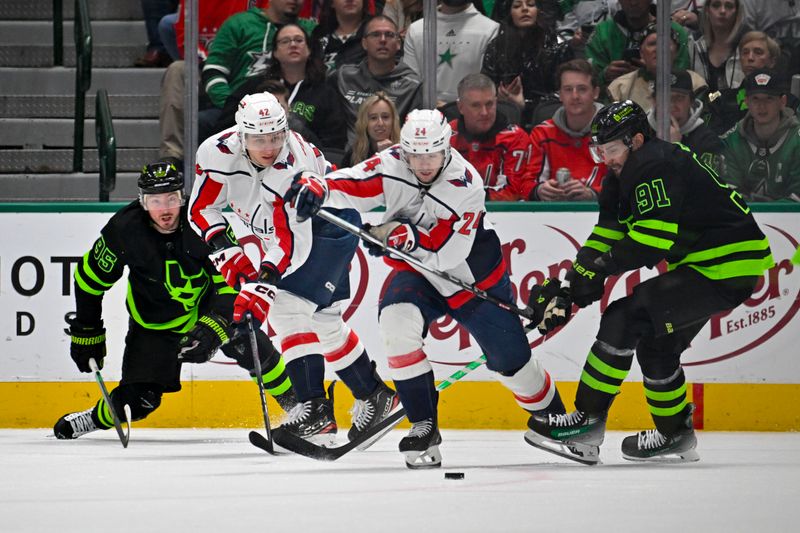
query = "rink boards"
xmin=1 ymin=203 xmax=798 ymax=430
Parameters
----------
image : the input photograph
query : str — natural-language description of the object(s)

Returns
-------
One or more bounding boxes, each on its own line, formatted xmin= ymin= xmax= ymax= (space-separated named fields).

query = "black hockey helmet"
xmin=138 ymin=159 xmax=184 ymax=194
xmin=590 ymin=100 xmax=650 ymax=147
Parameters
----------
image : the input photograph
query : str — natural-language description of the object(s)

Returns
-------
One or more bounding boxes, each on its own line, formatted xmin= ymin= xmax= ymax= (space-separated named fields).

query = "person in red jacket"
xmin=449 ymin=73 xmax=535 ymax=201
xmin=529 ymin=59 xmax=607 ymax=201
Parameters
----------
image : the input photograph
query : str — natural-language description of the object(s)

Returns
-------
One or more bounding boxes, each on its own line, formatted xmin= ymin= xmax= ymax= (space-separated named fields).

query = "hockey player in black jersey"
xmin=54 ymin=160 xmax=295 ymax=440
xmin=525 ymin=101 xmax=775 ymax=464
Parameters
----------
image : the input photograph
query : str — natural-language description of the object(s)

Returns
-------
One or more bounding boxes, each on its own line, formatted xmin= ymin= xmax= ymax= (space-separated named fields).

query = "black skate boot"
xmin=621 ymin=404 xmax=699 ymax=463
xmin=525 ymin=410 xmax=607 ymax=465
xmin=348 ymin=381 xmax=401 ymax=451
xmin=399 ymin=418 xmax=442 ymax=469
xmin=277 ymin=384 xmax=337 ymax=447
xmin=53 ymin=408 xmax=101 ymax=439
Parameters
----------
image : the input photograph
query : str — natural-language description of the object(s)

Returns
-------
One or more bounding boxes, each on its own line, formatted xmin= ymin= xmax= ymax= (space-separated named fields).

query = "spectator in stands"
xmin=216 ymin=24 xmax=346 ymax=149
xmin=449 ymin=74 xmax=536 ymax=201
xmin=382 ymin=0 xmax=423 ymax=37
xmin=608 ymin=23 xmax=707 ymax=113
xmin=312 ymin=0 xmax=371 ymax=76
xmin=157 ymin=1 xmax=264 ymax=162
xmin=342 ymin=92 xmax=402 ymax=167
xmin=670 ymin=0 xmax=701 ymax=31
xmin=135 ymin=0 xmax=178 ymax=67
xmin=647 ymin=69 xmax=723 ymax=166
xmin=333 ymin=15 xmax=423 ymax=143
xmin=481 ymin=0 xmax=574 ymax=129
xmin=528 ymin=59 xmax=606 ymax=201
xmin=741 ymin=0 xmax=800 ymax=76
xmin=586 ymin=0 xmax=691 ymax=86
xmin=200 ymin=0 xmax=315 ymax=141
xmin=721 ymin=69 xmax=800 ymax=202
xmin=705 ymin=31 xmax=782 ymax=134
xmin=404 ymin=0 xmax=499 ymax=104
xmin=690 ymin=0 xmax=747 ymax=93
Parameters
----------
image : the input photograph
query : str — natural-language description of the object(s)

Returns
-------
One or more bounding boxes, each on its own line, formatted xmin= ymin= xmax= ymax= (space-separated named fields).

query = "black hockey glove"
xmin=284 ymin=171 xmax=328 ymax=223
xmin=178 ymin=312 xmax=231 ymax=363
xmin=527 ymin=278 xmax=572 ymax=334
xmin=256 ymin=261 xmax=282 ymax=285
xmin=67 ymin=317 xmax=107 ymax=373
xmin=361 ymin=223 xmax=387 ymax=257
xmin=566 ymin=257 xmax=608 ymax=308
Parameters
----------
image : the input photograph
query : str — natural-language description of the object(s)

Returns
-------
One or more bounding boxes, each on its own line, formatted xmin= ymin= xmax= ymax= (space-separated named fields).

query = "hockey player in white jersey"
xmin=285 ymin=109 xmax=566 ymax=468
xmin=188 ymin=92 xmax=398 ymax=447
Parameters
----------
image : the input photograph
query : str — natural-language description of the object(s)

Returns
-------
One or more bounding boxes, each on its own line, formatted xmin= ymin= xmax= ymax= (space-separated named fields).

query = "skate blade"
xmin=355 ymin=403 xmax=405 ymax=452
xmin=524 ymin=430 xmax=601 ymax=465
xmin=622 ymin=448 xmax=700 ymax=463
xmin=403 ymin=445 xmax=442 ymax=469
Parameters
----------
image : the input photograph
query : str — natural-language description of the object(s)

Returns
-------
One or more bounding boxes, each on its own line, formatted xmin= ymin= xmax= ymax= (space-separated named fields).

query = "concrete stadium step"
xmin=0 ymin=118 xmax=159 ymax=149
xmin=0 ymin=44 xmax=147 ymax=68
xmin=0 ymin=0 xmax=143 ymax=21
xmin=0 ymin=94 xmax=159 ymax=119
xmin=0 ymin=148 xmax=159 ymax=174
xmin=0 ymin=20 xmax=146 ymax=44
xmin=0 ymin=67 xmax=165 ymax=96
xmin=0 ymin=172 xmax=139 ymax=202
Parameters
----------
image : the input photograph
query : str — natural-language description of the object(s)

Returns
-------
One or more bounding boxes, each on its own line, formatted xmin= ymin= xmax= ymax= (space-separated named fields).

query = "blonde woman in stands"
xmin=341 ymin=92 xmax=401 ymax=167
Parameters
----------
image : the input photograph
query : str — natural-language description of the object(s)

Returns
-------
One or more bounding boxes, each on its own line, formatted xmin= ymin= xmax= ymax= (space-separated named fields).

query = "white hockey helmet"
xmin=400 ymin=109 xmax=452 ymax=184
xmin=400 ymin=109 xmax=452 ymax=157
xmin=235 ymin=92 xmax=288 ymax=137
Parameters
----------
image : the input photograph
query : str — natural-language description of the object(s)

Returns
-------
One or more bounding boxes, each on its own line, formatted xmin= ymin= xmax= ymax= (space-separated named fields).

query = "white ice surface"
xmin=1 ymin=429 xmax=798 ymax=533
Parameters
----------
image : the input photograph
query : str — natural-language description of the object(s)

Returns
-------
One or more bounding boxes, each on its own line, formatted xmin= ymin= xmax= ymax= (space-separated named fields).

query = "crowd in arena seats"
xmin=151 ymin=0 xmax=800 ymax=202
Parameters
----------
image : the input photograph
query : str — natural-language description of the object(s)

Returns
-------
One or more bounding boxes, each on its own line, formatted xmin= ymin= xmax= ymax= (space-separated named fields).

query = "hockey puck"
xmin=444 ymin=472 xmax=465 ymax=480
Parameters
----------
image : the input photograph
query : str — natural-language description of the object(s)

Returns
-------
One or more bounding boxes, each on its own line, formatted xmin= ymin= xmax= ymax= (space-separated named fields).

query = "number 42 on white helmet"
xmin=400 ymin=109 xmax=452 ymax=186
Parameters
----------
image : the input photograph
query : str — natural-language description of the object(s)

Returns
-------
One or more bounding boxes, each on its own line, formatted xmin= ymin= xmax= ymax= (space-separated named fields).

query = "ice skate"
xmin=524 ymin=410 xmax=606 ymax=465
xmin=53 ymin=408 xmax=100 ymax=440
xmin=348 ymin=381 xmax=401 ymax=451
xmin=622 ymin=404 xmax=699 ymax=463
xmin=277 ymin=396 xmax=337 ymax=447
xmin=399 ymin=418 xmax=442 ymax=469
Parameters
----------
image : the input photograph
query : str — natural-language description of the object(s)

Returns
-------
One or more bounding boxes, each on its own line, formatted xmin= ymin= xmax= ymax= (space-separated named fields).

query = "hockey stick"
xmin=88 ymin=357 xmax=131 ymax=448
xmin=244 ymin=312 xmax=278 ymax=455
xmin=313 ymin=209 xmax=536 ymax=322
xmin=253 ymin=354 xmax=489 ymax=460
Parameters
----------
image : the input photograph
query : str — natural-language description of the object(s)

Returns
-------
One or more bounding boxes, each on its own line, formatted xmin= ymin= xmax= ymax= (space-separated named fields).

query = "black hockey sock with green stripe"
xmin=575 ymin=341 xmax=634 ymax=414
xmin=643 ymin=368 xmax=691 ymax=436
xmin=253 ymin=353 xmax=295 ymax=411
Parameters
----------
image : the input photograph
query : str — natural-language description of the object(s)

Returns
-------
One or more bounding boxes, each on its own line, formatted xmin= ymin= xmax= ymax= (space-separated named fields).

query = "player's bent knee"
xmin=110 ymin=384 xmax=163 ymax=421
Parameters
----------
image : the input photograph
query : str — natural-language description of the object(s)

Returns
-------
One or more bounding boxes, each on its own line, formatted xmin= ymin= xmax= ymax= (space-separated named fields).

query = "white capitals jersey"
xmin=325 ymin=146 xmax=506 ymax=306
xmin=189 ymin=127 xmax=331 ymax=276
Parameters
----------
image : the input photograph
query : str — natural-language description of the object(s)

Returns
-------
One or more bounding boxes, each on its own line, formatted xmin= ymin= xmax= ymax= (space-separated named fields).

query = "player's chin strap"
xmin=313 ymin=208 xmax=538 ymax=323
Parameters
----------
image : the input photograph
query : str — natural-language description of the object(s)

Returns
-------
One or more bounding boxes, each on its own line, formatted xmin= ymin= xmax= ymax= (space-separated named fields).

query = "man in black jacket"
xmin=54 ymin=160 xmax=294 ymax=440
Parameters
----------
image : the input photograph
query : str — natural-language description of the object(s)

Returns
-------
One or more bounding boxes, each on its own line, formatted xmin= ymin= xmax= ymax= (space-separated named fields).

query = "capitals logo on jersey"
xmin=273 ymin=152 xmax=296 ymax=170
xmin=216 ymin=131 xmax=235 ymax=155
xmin=447 ymin=168 xmax=473 ymax=188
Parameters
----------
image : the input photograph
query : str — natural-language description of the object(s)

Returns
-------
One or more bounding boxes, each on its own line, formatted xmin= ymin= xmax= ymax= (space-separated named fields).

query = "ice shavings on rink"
xmin=1 ymin=429 xmax=798 ymax=532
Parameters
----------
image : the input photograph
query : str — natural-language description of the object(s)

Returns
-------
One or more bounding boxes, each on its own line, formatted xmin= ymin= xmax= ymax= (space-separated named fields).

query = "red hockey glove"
xmin=232 ymin=282 xmax=276 ymax=325
xmin=209 ymin=246 xmax=257 ymax=289
xmin=284 ymin=171 xmax=328 ymax=223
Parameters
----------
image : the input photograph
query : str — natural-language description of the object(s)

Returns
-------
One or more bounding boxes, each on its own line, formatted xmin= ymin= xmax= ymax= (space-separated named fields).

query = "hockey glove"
xmin=527 ymin=278 xmax=564 ymax=329
xmin=178 ymin=311 xmax=231 ymax=363
xmin=67 ymin=317 xmax=107 ymax=373
xmin=256 ymin=261 xmax=282 ymax=285
xmin=284 ymin=171 xmax=328 ymax=223
xmin=232 ymin=282 xmax=276 ymax=324
xmin=361 ymin=223 xmax=387 ymax=257
xmin=209 ymin=246 xmax=257 ymax=290
xmin=366 ymin=219 xmax=420 ymax=253
xmin=539 ymin=287 xmax=572 ymax=334
xmin=566 ymin=257 xmax=608 ymax=308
